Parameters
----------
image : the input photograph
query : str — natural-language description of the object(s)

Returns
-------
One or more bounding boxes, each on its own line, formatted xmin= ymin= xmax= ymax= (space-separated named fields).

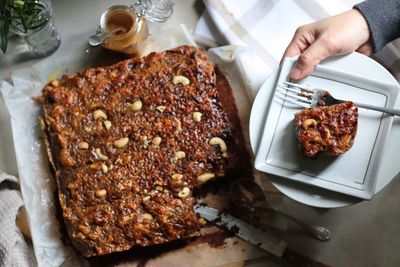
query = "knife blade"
xmin=194 ymin=205 xmax=331 ymax=267
xmin=194 ymin=204 xmax=287 ymax=257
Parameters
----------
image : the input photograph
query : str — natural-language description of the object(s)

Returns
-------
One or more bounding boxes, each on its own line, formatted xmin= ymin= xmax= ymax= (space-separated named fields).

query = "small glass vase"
xmin=10 ymin=0 xmax=61 ymax=57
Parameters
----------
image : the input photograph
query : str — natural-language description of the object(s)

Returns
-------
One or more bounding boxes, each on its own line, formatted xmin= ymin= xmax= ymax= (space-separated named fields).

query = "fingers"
xmin=290 ymin=37 xmax=333 ymax=80
xmin=283 ymin=9 xmax=372 ymax=80
xmin=281 ymin=39 xmax=303 ymax=65
xmin=280 ymin=26 xmax=314 ymax=64
xmin=281 ymin=44 xmax=301 ymax=65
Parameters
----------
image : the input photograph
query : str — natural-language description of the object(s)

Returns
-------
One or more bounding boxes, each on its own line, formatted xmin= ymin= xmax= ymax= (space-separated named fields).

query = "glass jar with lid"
xmin=97 ymin=0 xmax=173 ymax=56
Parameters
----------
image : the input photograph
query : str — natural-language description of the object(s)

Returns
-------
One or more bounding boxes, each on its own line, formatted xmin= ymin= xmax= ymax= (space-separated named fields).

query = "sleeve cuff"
xmin=354 ymin=0 xmax=400 ymax=53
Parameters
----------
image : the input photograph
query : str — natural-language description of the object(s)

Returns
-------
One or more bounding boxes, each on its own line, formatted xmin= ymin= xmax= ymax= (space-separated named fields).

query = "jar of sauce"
xmin=98 ymin=0 xmax=173 ymax=56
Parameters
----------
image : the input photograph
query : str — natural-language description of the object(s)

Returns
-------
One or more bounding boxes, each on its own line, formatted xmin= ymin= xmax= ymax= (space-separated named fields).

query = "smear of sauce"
xmin=188 ymin=228 xmax=235 ymax=248
xmin=47 ymin=69 xmax=60 ymax=82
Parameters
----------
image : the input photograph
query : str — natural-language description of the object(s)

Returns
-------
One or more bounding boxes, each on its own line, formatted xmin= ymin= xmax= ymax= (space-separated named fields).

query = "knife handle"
xmin=282 ymin=248 xmax=331 ymax=267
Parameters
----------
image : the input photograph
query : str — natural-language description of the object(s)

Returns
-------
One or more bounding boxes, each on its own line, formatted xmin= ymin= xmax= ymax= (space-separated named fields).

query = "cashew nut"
xmin=152 ymin=136 xmax=162 ymax=147
xmin=101 ymin=163 xmax=108 ymax=173
xmin=302 ymin=119 xmax=317 ymax=129
xmin=178 ymin=187 xmax=190 ymax=198
xmin=174 ymin=151 xmax=186 ymax=160
xmin=122 ymin=215 xmax=132 ymax=223
xmin=39 ymin=117 xmax=46 ymax=130
xmin=129 ymin=100 xmax=143 ymax=111
xmin=197 ymin=173 xmax=216 ymax=184
xmin=103 ymin=120 xmax=112 ymax=130
xmin=51 ymin=80 xmax=59 ymax=87
xmin=143 ymin=213 xmax=153 ymax=220
xmin=95 ymin=148 xmax=108 ymax=161
xmin=114 ymin=137 xmax=129 ymax=148
xmin=78 ymin=142 xmax=89 ymax=149
xmin=156 ymin=105 xmax=166 ymax=112
xmin=95 ymin=189 xmax=107 ymax=198
xmin=155 ymin=186 xmax=163 ymax=191
xmin=93 ymin=109 xmax=107 ymax=120
xmin=172 ymin=173 xmax=183 ymax=181
xmin=172 ymin=75 xmax=190 ymax=86
xmin=209 ymin=137 xmax=227 ymax=153
xmin=198 ymin=217 xmax=207 ymax=225
xmin=192 ymin=112 xmax=202 ymax=122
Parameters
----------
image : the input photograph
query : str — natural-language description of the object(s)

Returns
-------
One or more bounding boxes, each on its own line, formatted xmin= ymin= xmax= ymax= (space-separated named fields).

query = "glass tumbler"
xmin=10 ymin=0 xmax=61 ymax=57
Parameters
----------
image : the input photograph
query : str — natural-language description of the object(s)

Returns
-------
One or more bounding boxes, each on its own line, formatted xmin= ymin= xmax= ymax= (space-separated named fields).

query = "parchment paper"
xmin=0 ymin=27 xmax=285 ymax=267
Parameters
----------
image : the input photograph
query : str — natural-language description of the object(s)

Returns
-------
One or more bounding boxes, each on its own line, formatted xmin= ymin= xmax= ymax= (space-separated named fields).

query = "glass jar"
xmin=98 ymin=0 xmax=173 ymax=56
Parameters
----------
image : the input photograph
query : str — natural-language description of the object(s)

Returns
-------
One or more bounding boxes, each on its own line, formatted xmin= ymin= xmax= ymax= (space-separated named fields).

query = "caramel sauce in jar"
xmin=100 ymin=6 xmax=148 ymax=56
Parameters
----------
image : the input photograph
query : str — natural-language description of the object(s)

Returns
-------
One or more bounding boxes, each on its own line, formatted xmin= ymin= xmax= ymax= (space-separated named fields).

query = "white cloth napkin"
xmin=195 ymin=0 xmax=348 ymax=77
xmin=0 ymin=171 xmax=35 ymax=267
xmin=194 ymin=0 xmax=400 ymax=83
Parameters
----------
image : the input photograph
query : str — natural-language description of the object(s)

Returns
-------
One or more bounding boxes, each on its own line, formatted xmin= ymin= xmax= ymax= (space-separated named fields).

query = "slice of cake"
xmin=294 ymin=101 xmax=358 ymax=157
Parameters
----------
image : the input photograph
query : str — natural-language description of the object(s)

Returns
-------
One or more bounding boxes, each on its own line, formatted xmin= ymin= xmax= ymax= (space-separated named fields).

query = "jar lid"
xmin=132 ymin=0 xmax=174 ymax=23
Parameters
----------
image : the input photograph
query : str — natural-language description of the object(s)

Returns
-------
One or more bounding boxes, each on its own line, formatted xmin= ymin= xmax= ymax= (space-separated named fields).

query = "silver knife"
xmin=194 ymin=205 xmax=331 ymax=267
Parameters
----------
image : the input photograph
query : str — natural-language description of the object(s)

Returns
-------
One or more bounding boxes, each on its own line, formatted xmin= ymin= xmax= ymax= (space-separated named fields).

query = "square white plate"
xmin=254 ymin=58 xmax=399 ymax=200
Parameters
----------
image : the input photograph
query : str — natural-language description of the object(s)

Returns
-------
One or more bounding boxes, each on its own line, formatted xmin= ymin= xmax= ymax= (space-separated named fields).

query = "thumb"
xmin=290 ymin=39 xmax=332 ymax=80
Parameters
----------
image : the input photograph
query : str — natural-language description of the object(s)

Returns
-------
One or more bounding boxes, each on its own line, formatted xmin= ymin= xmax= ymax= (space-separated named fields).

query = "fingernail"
xmin=290 ymin=67 xmax=303 ymax=80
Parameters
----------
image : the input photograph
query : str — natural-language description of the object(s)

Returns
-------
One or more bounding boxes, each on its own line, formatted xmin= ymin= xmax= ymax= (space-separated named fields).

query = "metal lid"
xmin=132 ymin=0 xmax=174 ymax=23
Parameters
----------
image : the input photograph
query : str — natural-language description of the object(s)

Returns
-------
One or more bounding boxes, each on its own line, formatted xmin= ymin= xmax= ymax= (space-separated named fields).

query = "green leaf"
xmin=0 ymin=9 xmax=10 ymax=54
xmin=0 ymin=31 xmax=7 ymax=54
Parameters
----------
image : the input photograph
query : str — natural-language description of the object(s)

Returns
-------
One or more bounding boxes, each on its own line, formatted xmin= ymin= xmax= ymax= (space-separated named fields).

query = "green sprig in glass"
xmin=0 ymin=0 xmax=50 ymax=53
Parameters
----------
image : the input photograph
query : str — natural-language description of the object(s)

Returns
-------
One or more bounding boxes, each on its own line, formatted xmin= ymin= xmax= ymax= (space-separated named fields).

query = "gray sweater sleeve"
xmin=354 ymin=0 xmax=400 ymax=53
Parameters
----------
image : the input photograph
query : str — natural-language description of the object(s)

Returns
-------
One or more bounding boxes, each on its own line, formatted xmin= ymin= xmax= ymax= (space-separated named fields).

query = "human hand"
xmin=282 ymin=9 xmax=372 ymax=80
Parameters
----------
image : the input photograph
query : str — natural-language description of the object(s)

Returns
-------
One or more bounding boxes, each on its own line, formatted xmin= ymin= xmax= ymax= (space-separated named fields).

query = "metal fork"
xmin=277 ymin=81 xmax=400 ymax=116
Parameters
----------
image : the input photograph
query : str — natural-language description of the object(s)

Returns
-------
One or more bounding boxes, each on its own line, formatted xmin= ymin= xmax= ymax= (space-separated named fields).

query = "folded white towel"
xmin=195 ymin=0 xmax=400 ymax=83
xmin=195 ymin=0 xmax=348 ymax=76
xmin=0 ymin=171 xmax=35 ymax=267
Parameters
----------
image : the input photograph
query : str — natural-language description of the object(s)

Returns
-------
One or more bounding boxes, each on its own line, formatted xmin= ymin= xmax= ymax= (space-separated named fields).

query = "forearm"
xmin=354 ymin=0 xmax=400 ymax=53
